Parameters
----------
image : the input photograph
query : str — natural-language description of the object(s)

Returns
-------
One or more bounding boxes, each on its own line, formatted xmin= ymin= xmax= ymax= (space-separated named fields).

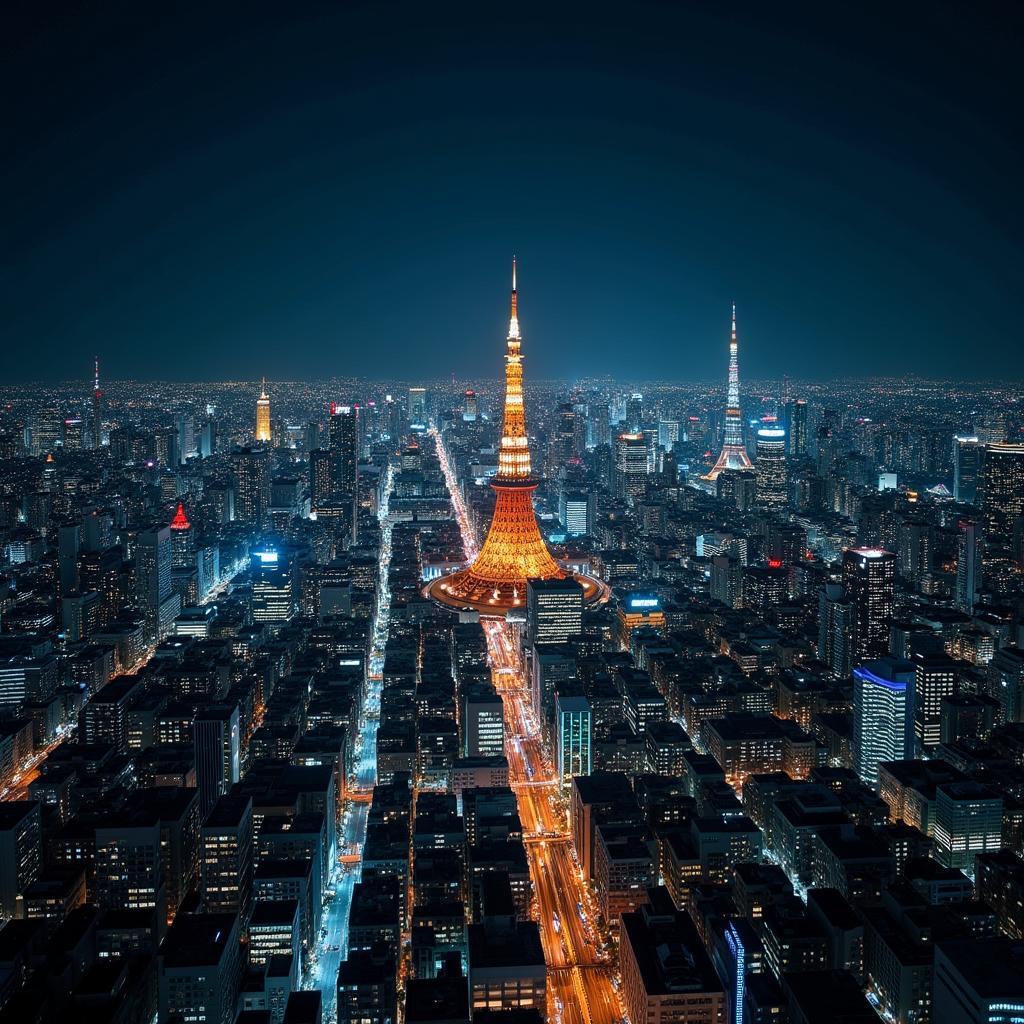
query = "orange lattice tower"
xmin=428 ymin=259 xmax=605 ymax=616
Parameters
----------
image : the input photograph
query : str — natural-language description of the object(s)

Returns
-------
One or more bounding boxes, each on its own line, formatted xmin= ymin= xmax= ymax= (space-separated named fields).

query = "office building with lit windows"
xmin=461 ymin=682 xmax=505 ymax=759
xmin=619 ymin=886 xmax=727 ymax=1024
xmin=934 ymin=937 xmax=1024 ymax=1024
xmin=853 ymin=659 xmax=915 ymax=788
xmin=408 ymin=387 xmax=427 ymax=428
xmin=913 ymin=653 xmax=957 ymax=754
xmin=555 ymin=692 xmax=592 ymax=789
xmin=786 ymin=399 xmax=808 ymax=457
xmin=250 ymin=549 xmax=296 ymax=624
xmin=614 ymin=431 xmax=650 ymax=500
xmin=232 ymin=446 xmax=271 ymax=527
xmin=932 ymin=781 xmax=1002 ymax=873
xmin=842 ymin=547 xmax=896 ymax=661
xmin=952 ymin=435 xmax=983 ymax=503
xmin=755 ymin=427 xmax=788 ymax=510
xmin=981 ymin=441 xmax=1024 ymax=548
xmin=526 ymin=576 xmax=584 ymax=647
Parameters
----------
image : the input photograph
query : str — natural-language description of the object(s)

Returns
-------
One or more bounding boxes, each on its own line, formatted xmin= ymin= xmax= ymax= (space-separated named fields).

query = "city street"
xmin=304 ymin=462 xmax=395 ymax=1022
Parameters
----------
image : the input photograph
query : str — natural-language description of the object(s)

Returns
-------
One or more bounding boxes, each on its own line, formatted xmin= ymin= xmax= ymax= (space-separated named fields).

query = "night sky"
xmin=2 ymin=2 xmax=1021 ymax=384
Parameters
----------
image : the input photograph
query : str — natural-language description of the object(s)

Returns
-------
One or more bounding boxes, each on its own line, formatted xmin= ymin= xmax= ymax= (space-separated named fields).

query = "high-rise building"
xmin=626 ymin=393 xmax=644 ymax=432
xmin=614 ymin=432 xmax=650 ymax=501
xmin=952 ymin=435 xmax=983 ymax=503
xmin=819 ymin=582 xmax=855 ymax=679
xmin=200 ymin=794 xmax=253 ymax=922
xmin=460 ymin=682 xmax=505 ymax=758
xmin=175 ymin=413 xmax=195 ymax=464
xmin=755 ymin=427 xmax=788 ymax=510
xmin=981 ymin=441 xmax=1024 ymax=548
xmin=559 ymin=488 xmax=593 ymax=537
xmin=786 ymin=399 xmax=807 ymax=458
xmin=58 ymin=522 xmax=81 ymax=598
xmin=94 ymin=810 xmax=164 ymax=917
xmin=137 ymin=525 xmax=178 ymax=643
xmin=711 ymin=555 xmax=743 ymax=609
xmin=195 ymin=704 xmax=241 ymax=818
xmin=0 ymin=802 xmax=42 ymax=920
xmin=329 ymin=404 xmax=360 ymax=544
xmin=250 ymin=549 xmax=295 ymax=623
xmin=34 ymin=407 xmax=63 ymax=455
xmin=619 ymin=887 xmax=726 ymax=1024
xmin=842 ymin=548 xmax=896 ymax=662
xmin=170 ymin=501 xmax=194 ymax=568
xmin=555 ymin=693 xmax=592 ymax=790
xmin=526 ymin=577 xmax=585 ymax=646
xmin=853 ymin=658 xmax=915 ymax=788
xmin=91 ymin=355 xmax=104 ymax=448
xmin=462 ymin=389 xmax=478 ymax=422
xmin=934 ymin=937 xmax=1024 ymax=1024
xmin=428 ymin=259 xmax=604 ymax=615
xmin=232 ymin=447 xmax=271 ymax=528
xmin=255 ymin=378 xmax=272 ymax=442
xmin=159 ymin=914 xmax=242 ymax=1024
xmin=913 ymin=653 xmax=957 ymax=753
xmin=310 ymin=448 xmax=333 ymax=511
xmin=955 ymin=519 xmax=982 ymax=613
xmin=658 ymin=419 xmax=680 ymax=451
xmin=932 ymin=782 xmax=1002 ymax=872
xmin=706 ymin=304 xmax=753 ymax=480
xmin=408 ymin=387 xmax=427 ymax=429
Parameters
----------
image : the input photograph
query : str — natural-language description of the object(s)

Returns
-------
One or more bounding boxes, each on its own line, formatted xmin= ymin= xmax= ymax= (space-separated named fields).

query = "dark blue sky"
xmin=2 ymin=1 xmax=1021 ymax=383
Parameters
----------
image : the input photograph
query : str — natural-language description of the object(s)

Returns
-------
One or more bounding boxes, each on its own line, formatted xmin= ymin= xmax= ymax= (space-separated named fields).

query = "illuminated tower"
xmin=705 ymin=304 xmax=753 ymax=480
xmin=429 ymin=259 xmax=605 ymax=616
xmin=91 ymin=356 xmax=104 ymax=449
xmin=255 ymin=378 xmax=271 ymax=443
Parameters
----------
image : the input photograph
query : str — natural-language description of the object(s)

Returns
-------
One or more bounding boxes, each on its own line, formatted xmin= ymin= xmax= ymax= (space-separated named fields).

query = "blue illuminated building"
xmin=853 ymin=657 xmax=915 ymax=789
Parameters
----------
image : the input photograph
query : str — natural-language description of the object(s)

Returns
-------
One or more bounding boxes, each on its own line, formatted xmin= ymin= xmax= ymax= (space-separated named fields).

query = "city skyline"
xmin=2 ymin=8 xmax=1024 ymax=1024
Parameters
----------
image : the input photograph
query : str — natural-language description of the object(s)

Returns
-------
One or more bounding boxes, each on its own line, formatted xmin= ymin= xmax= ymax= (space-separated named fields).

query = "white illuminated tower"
xmin=705 ymin=304 xmax=753 ymax=480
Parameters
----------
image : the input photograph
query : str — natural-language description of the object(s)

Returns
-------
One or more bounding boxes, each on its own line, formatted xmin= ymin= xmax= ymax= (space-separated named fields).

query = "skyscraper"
xmin=462 ymin=389 xmax=478 ymax=422
xmin=913 ymin=653 xmax=957 ymax=753
xmin=981 ymin=441 xmax=1024 ymax=548
xmin=755 ymin=427 xmax=788 ymax=510
xmin=853 ymin=658 xmax=915 ymax=788
xmin=428 ymin=260 xmax=604 ymax=615
xmin=705 ymin=304 xmax=753 ymax=480
xmin=785 ymin=399 xmax=807 ymax=458
xmin=231 ymin=447 xmax=271 ymax=528
xmin=408 ymin=387 xmax=427 ymax=429
xmin=91 ymin=355 xmax=103 ymax=448
xmin=626 ymin=393 xmax=643 ymax=432
xmin=614 ymin=432 xmax=650 ymax=501
xmin=842 ymin=547 xmax=896 ymax=662
xmin=955 ymin=519 xmax=982 ymax=613
xmin=329 ymin=403 xmax=360 ymax=544
xmin=952 ymin=435 xmax=983 ymax=503
xmin=255 ymin=378 xmax=272 ymax=442
xmin=137 ymin=525 xmax=178 ymax=643
xmin=555 ymin=693 xmax=592 ymax=790
xmin=170 ymin=501 xmax=194 ymax=568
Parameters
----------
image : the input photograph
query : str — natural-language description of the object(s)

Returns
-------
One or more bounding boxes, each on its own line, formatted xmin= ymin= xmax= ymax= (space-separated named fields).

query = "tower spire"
xmin=508 ymin=256 xmax=519 ymax=340
xmin=93 ymin=355 xmax=100 ymax=394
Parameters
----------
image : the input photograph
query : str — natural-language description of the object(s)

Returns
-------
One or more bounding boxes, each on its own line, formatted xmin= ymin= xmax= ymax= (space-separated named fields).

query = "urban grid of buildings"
xmin=0 ymin=266 xmax=1022 ymax=1024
